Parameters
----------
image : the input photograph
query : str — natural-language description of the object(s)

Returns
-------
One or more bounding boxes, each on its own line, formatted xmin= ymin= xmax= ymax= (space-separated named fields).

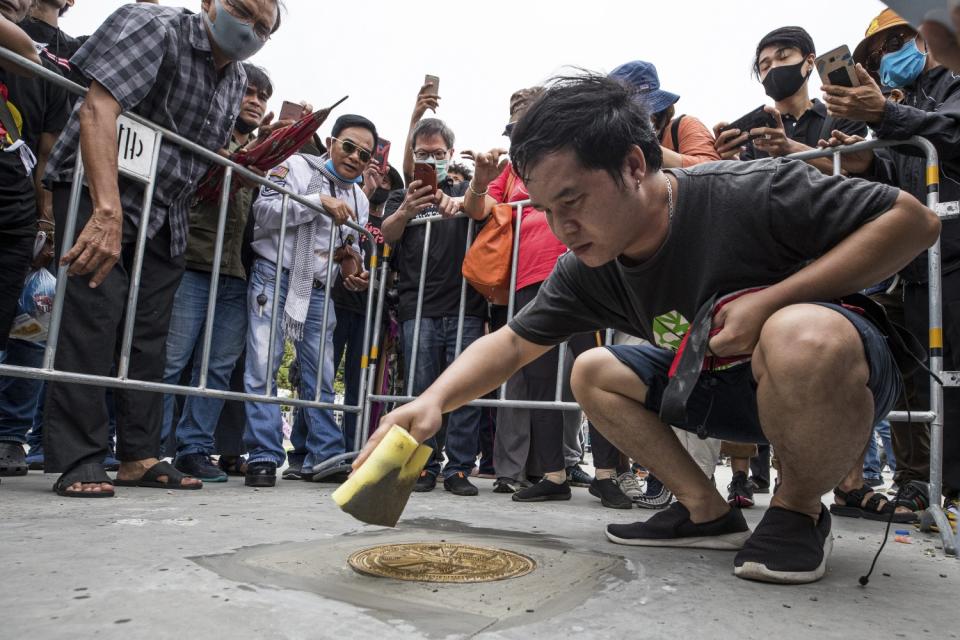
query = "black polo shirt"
xmin=742 ymin=99 xmax=867 ymax=160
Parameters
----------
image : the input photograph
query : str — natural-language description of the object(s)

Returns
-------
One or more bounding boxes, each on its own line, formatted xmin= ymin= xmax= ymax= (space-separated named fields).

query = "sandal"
xmin=52 ymin=462 xmax=115 ymax=498
xmin=113 ymin=460 xmax=202 ymax=490
xmin=217 ymin=455 xmax=247 ymax=477
xmin=830 ymin=484 xmax=918 ymax=523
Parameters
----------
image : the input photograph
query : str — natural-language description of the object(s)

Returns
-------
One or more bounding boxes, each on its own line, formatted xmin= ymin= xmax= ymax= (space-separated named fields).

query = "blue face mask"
xmin=203 ymin=0 xmax=267 ymax=61
xmin=879 ymin=39 xmax=927 ymax=88
xmin=325 ymin=158 xmax=363 ymax=184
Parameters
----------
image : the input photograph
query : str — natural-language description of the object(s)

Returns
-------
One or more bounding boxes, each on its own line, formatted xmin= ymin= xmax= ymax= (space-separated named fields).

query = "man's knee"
xmin=570 ymin=347 xmax=648 ymax=405
xmin=569 ymin=347 xmax=608 ymax=401
xmin=753 ymin=305 xmax=867 ymax=384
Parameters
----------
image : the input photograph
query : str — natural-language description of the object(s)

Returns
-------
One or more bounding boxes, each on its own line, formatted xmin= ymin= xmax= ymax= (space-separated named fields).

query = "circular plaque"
xmin=347 ymin=542 xmax=536 ymax=583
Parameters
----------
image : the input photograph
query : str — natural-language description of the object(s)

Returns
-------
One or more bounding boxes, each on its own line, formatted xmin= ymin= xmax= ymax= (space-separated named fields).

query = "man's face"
xmin=863 ymin=27 xmax=922 ymax=77
xmin=447 ymin=171 xmax=465 ymax=185
xmin=201 ymin=0 xmax=278 ymax=45
xmin=328 ymin=126 xmax=375 ymax=181
xmin=238 ymin=83 xmax=269 ymax=129
xmin=412 ymin=132 xmax=454 ymax=164
xmin=0 ymin=0 xmax=33 ymax=23
xmin=525 ymin=149 xmax=647 ymax=268
xmin=757 ymin=45 xmax=809 ymax=82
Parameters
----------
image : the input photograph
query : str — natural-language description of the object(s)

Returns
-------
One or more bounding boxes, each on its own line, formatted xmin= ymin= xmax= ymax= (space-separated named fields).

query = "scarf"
xmin=283 ymin=153 xmax=356 ymax=341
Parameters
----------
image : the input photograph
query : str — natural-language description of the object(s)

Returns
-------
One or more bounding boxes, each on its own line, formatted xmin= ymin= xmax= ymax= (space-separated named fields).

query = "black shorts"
xmin=606 ymin=303 xmax=902 ymax=444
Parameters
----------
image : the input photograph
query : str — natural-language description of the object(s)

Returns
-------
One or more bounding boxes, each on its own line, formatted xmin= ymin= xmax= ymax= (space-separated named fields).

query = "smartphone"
xmin=718 ymin=105 xmax=778 ymax=138
xmin=815 ymin=45 xmax=860 ymax=88
xmin=279 ymin=100 xmax=303 ymax=122
xmin=372 ymin=138 xmax=391 ymax=175
xmin=424 ymin=74 xmax=440 ymax=95
xmin=413 ymin=161 xmax=437 ymax=194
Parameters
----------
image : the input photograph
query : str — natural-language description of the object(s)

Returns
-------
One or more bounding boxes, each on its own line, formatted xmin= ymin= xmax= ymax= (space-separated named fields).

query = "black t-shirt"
xmin=18 ymin=18 xmax=81 ymax=60
xmin=332 ymin=210 xmax=387 ymax=315
xmin=509 ymin=158 xmax=900 ymax=349
xmin=741 ymin=99 xmax=867 ymax=161
xmin=0 ymin=48 xmax=70 ymax=235
xmin=384 ymin=179 xmax=487 ymax=322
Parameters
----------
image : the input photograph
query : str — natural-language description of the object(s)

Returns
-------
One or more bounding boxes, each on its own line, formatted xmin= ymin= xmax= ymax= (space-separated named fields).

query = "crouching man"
xmin=356 ymin=75 xmax=940 ymax=584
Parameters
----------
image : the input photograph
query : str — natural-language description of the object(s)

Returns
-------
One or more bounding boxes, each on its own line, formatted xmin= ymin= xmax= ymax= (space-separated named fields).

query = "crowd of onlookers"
xmin=0 ymin=0 xmax=957 ymax=536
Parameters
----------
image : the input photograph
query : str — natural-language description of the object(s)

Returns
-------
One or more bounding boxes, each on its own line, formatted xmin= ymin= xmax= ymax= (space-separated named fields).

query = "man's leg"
xmin=336 ymin=308 xmax=365 ymax=451
xmin=438 ymin=316 xmax=483 ymax=495
xmin=493 ymin=370 xmax=532 ymax=485
xmin=299 ymin=289 xmax=344 ymax=470
xmin=402 ymin=317 xmax=444 ymax=486
xmin=0 ymin=339 xmax=44 ymax=476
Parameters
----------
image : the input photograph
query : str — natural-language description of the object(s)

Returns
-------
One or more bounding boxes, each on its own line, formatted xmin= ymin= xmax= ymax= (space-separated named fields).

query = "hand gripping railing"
xmin=790 ymin=137 xmax=956 ymax=556
xmin=0 ymin=46 xmax=381 ymax=458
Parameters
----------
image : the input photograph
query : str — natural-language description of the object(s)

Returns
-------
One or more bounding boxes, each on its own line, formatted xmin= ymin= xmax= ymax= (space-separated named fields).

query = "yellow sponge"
xmin=332 ymin=425 xmax=433 ymax=527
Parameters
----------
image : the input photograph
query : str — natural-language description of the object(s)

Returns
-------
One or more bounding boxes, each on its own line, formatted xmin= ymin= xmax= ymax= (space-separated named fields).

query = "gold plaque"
xmin=347 ymin=543 xmax=536 ymax=583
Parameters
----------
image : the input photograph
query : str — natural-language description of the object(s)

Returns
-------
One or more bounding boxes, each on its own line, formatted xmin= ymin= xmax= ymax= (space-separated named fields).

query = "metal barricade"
xmin=0 ymin=46 xmax=380 ymax=464
xmin=789 ymin=138 xmax=956 ymax=555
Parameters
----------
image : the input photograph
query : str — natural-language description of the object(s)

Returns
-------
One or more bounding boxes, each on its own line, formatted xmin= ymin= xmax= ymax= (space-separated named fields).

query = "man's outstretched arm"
xmin=354 ymin=326 xmax=552 ymax=467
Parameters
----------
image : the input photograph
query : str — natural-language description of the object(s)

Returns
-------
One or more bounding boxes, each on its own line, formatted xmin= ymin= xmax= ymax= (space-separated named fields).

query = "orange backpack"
xmin=461 ymin=172 xmax=518 ymax=306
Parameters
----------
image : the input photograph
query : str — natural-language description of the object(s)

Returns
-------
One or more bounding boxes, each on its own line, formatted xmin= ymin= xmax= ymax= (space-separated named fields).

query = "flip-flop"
xmin=52 ymin=462 xmax=115 ymax=498
xmin=113 ymin=460 xmax=202 ymax=490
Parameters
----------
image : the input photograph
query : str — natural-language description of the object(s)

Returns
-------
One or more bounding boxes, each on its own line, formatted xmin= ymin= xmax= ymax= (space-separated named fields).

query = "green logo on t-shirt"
xmin=652 ymin=311 xmax=689 ymax=351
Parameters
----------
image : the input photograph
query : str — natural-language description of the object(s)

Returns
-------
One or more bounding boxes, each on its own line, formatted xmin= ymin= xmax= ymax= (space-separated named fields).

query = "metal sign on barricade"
xmin=0 ymin=46 xmax=379 ymax=475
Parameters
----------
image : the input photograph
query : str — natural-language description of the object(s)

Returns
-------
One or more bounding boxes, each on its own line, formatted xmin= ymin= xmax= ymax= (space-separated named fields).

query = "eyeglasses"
xmin=413 ymin=149 xmax=449 ymax=161
xmin=222 ymin=0 xmax=273 ymax=42
xmin=332 ymin=137 xmax=372 ymax=163
xmin=865 ymin=31 xmax=914 ymax=72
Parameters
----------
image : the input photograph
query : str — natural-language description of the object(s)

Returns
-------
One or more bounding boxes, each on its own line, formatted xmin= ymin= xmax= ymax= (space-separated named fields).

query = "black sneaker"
xmin=749 ymin=477 xmax=770 ymax=494
xmin=413 ymin=470 xmax=437 ymax=492
xmin=606 ymin=502 xmax=751 ymax=550
xmin=244 ymin=461 xmax=277 ymax=487
xmin=589 ymin=478 xmax=633 ymax=509
xmin=282 ymin=452 xmax=306 ymax=480
xmin=174 ymin=453 xmax=228 ymax=482
xmin=0 ymin=442 xmax=27 ymax=477
xmin=895 ymin=480 xmax=930 ymax=512
xmin=734 ymin=504 xmax=832 ymax=584
xmin=444 ymin=471 xmax=479 ymax=496
xmin=512 ymin=478 xmax=571 ymax=502
xmin=492 ymin=477 xmax=527 ymax=494
xmin=566 ymin=465 xmax=594 ymax=488
xmin=727 ymin=471 xmax=755 ymax=508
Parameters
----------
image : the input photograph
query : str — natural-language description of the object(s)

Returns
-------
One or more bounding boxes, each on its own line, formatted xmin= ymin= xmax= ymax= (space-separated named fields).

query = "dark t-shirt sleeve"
xmin=508 ymin=254 xmax=608 ymax=345
xmin=767 ymin=158 xmax=900 ymax=261
xmin=71 ymin=5 xmax=167 ymax=110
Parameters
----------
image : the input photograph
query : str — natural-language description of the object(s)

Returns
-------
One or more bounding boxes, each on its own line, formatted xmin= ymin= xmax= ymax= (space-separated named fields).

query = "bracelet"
xmin=468 ymin=182 xmax=488 ymax=198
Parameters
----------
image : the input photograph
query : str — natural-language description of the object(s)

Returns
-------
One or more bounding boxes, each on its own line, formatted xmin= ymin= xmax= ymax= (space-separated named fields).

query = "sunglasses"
xmin=865 ymin=31 xmax=914 ymax=72
xmin=332 ymin=137 xmax=372 ymax=163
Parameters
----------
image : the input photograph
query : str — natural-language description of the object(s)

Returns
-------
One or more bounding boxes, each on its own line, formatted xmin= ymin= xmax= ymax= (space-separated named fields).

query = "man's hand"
xmin=256 ymin=102 xmax=314 ymax=140
xmin=411 ymin=82 xmax=440 ymax=123
xmin=398 ymin=180 xmax=436 ymax=219
xmin=822 ymin=64 xmax=886 ymax=124
xmin=436 ymin=190 xmax=461 ymax=218
xmin=343 ymin=270 xmax=369 ymax=292
xmin=817 ymin=129 xmax=874 ymax=174
xmin=473 ymin=148 xmax=509 ymax=189
xmin=60 ymin=207 xmax=122 ymax=288
xmin=713 ymin=122 xmax=748 ymax=160
xmin=749 ymin=107 xmax=801 ymax=157
xmin=319 ymin=194 xmax=355 ymax=225
xmin=361 ymin=165 xmax=381 ymax=199
xmin=708 ymin=291 xmax=779 ymax=358
xmin=353 ymin=398 xmax=444 ymax=469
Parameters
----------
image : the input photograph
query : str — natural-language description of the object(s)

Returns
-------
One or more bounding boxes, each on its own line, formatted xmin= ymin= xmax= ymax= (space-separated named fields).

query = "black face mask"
xmin=370 ymin=187 xmax=391 ymax=206
xmin=761 ymin=60 xmax=811 ymax=101
xmin=234 ymin=116 xmax=258 ymax=135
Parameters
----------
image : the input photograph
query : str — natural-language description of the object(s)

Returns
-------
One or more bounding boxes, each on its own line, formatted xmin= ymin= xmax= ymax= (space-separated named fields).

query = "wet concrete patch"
xmin=192 ymin=518 xmax=643 ymax=636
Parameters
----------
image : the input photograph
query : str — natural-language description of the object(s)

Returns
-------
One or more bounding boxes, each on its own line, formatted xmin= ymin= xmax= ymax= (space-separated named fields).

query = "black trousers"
xmin=505 ymin=284 xmax=620 ymax=473
xmin=44 ymin=185 xmax=184 ymax=473
xmin=0 ymin=232 xmax=35 ymax=353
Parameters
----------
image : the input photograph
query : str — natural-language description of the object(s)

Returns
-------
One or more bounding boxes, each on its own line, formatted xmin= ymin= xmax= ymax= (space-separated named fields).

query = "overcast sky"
xmin=60 ymin=0 xmax=888 ymax=163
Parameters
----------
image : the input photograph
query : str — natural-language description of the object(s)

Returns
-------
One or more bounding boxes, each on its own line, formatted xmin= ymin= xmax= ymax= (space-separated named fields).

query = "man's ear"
xmin=624 ymin=144 xmax=648 ymax=187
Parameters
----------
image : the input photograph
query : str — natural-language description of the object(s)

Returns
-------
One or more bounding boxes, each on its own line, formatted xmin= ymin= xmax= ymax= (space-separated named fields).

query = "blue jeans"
xmin=161 ymin=270 xmax=248 ymax=457
xmin=0 ymin=339 xmax=45 ymax=444
xmin=333 ymin=306 xmax=364 ymax=451
xmin=244 ymin=259 xmax=339 ymax=467
xmin=864 ymin=419 xmax=896 ymax=479
xmin=402 ymin=316 xmax=483 ymax=475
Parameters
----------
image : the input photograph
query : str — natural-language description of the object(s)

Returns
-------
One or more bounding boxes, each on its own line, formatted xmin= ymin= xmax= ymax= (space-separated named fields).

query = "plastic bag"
xmin=9 ymin=268 xmax=56 ymax=343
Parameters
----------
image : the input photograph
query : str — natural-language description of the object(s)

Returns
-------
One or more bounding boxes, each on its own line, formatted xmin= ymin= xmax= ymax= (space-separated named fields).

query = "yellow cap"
xmin=853 ymin=9 xmax=912 ymax=65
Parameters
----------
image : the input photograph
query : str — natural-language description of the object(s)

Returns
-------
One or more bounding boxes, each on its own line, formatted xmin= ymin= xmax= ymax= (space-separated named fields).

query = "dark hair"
xmin=753 ymin=26 xmax=815 ymax=78
xmin=510 ymin=73 xmax=662 ymax=188
xmin=332 ymin=114 xmax=379 ymax=151
xmin=241 ymin=62 xmax=273 ymax=99
xmin=447 ymin=162 xmax=473 ymax=181
xmin=270 ymin=0 xmax=284 ymax=34
xmin=411 ymin=117 xmax=455 ymax=150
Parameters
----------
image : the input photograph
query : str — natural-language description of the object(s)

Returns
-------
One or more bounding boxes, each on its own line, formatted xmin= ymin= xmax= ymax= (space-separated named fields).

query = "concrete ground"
xmin=1 ymin=464 xmax=956 ymax=640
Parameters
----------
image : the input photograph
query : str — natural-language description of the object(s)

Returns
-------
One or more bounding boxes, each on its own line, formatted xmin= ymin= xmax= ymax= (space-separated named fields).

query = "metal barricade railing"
xmin=0 ymin=46 xmax=380 ymax=466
